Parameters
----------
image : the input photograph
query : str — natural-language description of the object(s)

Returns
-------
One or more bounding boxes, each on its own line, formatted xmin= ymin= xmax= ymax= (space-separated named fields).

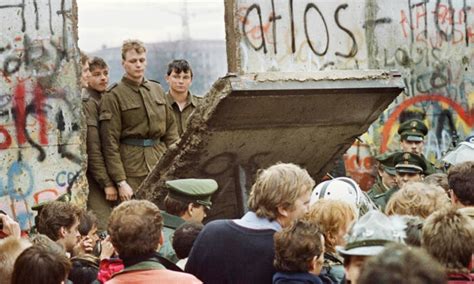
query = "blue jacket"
xmin=273 ymin=272 xmax=324 ymax=284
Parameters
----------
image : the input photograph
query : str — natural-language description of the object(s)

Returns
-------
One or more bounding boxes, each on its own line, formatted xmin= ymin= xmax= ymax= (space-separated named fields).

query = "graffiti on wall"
xmin=235 ymin=0 xmax=473 ymax=189
xmin=0 ymin=0 xmax=84 ymax=229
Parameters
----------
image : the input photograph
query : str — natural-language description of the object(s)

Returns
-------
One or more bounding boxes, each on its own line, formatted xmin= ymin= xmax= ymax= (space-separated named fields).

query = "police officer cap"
xmin=166 ymin=179 xmax=218 ymax=208
xmin=398 ymin=119 xmax=428 ymax=142
xmin=31 ymin=193 xmax=72 ymax=211
xmin=375 ymin=152 xmax=398 ymax=175
xmin=394 ymin=152 xmax=427 ymax=174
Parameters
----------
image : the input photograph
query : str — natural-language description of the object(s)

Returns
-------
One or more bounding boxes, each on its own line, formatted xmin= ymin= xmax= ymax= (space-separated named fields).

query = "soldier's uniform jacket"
xmin=83 ymin=87 xmax=114 ymax=188
xmin=159 ymin=211 xmax=185 ymax=263
xmin=99 ymin=77 xmax=179 ymax=182
xmin=165 ymin=91 xmax=202 ymax=136
xmin=372 ymin=187 xmax=399 ymax=212
xmin=367 ymin=176 xmax=390 ymax=202
xmin=422 ymin=155 xmax=437 ymax=175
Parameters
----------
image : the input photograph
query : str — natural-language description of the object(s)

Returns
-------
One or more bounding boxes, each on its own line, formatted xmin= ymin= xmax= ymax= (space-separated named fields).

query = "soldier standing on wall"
xmin=165 ymin=59 xmax=202 ymax=137
xmin=83 ymin=57 xmax=118 ymax=231
xmin=99 ymin=39 xmax=179 ymax=200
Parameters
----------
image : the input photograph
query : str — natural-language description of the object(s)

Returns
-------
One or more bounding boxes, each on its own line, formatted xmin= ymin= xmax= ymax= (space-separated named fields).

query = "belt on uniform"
xmin=121 ymin=138 xmax=159 ymax=147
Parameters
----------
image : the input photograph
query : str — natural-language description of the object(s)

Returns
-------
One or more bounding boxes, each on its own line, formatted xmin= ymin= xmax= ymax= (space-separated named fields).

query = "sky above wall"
xmin=77 ymin=0 xmax=226 ymax=52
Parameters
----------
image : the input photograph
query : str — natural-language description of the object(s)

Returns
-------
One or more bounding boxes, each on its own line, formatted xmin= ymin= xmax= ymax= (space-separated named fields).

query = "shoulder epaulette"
xmin=106 ymin=82 xmax=118 ymax=92
xmin=148 ymin=79 xmax=161 ymax=85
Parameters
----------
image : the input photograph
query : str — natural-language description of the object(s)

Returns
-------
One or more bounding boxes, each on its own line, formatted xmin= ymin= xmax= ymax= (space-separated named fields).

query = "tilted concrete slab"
xmin=137 ymin=70 xmax=403 ymax=221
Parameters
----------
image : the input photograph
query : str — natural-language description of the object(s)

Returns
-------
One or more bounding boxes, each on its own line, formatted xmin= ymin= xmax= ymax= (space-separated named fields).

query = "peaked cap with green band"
xmin=398 ymin=119 xmax=428 ymax=142
xmin=166 ymin=179 xmax=218 ymax=208
xmin=31 ymin=193 xmax=72 ymax=211
xmin=375 ymin=152 xmax=398 ymax=175
xmin=393 ymin=152 xmax=427 ymax=174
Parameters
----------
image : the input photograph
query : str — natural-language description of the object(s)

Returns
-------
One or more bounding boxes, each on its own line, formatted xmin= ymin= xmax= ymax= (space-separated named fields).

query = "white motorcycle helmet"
xmin=310 ymin=177 xmax=377 ymax=217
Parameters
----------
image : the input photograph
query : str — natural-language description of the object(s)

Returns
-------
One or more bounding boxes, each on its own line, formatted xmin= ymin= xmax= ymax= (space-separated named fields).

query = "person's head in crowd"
xmin=77 ymin=211 xmax=100 ymax=256
xmin=304 ymin=199 xmax=357 ymax=254
xmin=310 ymin=177 xmax=376 ymax=218
xmin=337 ymin=211 xmax=405 ymax=284
xmin=68 ymin=258 xmax=99 ymax=284
xmin=80 ymin=52 xmax=90 ymax=88
xmin=422 ymin=208 xmax=474 ymax=274
xmin=248 ymin=163 xmax=314 ymax=228
xmin=172 ymin=221 xmax=203 ymax=260
xmin=393 ymin=152 xmax=426 ymax=188
xmin=166 ymin=59 xmax=193 ymax=96
xmin=398 ymin=119 xmax=428 ymax=156
xmin=358 ymin=243 xmax=446 ymax=284
xmin=0 ymin=237 xmax=31 ymax=284
xmin=30 ymin=234 xmax=65 ymax=255
xmin=37 ymin=201 xmax=82 ymax=253
xmin=11 ymin=245 xmax=72 ymax=284
xmin=385 ymin=182 xmax=450 ymax=218
xmin=424 ymin=172 xmax=449 ymax=193
xmin=164 ymin=179 xmax=218 ymax=223
xmin=273 ymin=219 xmax=325 ymax=276
xmin=374 ymin=152 xmax=397 ymax=189
xmin=108 ymin=200 xmax=163 ymax=259
xmin=121 ymin=39 xmax=147 ymax=83
xmin=447 ymin=161 xmax=474 ymax=208
xmin=401 ymin=215 xmax=424 ymax=247
xmin=87 ymin=57 xmax=109 ymax=93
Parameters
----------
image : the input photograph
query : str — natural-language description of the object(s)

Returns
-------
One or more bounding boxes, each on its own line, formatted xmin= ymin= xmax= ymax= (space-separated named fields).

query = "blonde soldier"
xmin=83 ymin=57 xmax=117 ymax=230
xmin=165 ymin=59 xmax=202 ymax=136
xmin=99 ymin=40 xmax=179 ymax=200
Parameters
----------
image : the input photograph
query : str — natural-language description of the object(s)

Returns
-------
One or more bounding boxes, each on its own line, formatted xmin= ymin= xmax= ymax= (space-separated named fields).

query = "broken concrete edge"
xmin=136 ymin=77 xmax=234 ymax=203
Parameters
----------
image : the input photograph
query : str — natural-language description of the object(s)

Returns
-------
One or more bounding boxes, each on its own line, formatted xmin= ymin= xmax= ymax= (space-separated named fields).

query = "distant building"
xmin=92 ymin=39 xmax=227 ymax=96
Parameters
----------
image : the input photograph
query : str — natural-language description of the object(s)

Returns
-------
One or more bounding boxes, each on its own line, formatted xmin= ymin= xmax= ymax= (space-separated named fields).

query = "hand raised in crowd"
xmin=104 ymin=185 xmax=118 ymax=201
xmin=118 ymin=181 xmax=133 ymax=201
xmin=99 ymin=235 xmax=116 ymax=260
xmin=73 ymin=235 xmax=94 ymax=256
xmin=0 ymin=213 xmax=21 ymax=238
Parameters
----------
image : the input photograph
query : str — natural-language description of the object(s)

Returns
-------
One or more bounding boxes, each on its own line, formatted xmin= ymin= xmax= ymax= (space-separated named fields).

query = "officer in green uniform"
xmin=83 ymin=57 xmax=117 ymax=230
xmin=367 ymin=151 xmax=398 ymax=202
xmin=159 ymin=178 xmax=218 ymax=263
xmin=99 ymin=40 xmax=179 ymax=200
xmin=165 ymin=59 xmax=202 ymax=137
xmin=398 ymin=119 xmax=437 ymax=175
xmin=372 ymin=152 xmax=426 ymax=211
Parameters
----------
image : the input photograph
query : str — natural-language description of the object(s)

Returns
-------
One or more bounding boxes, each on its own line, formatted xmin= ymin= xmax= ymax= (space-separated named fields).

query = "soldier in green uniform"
xmin=82 ymin=57 xmax=117 ymax=230
xmin=372 ymin=152 xmax=426 ymax=211
xmin=165 ymin=59 xmax=202 ymax=137
xmin=99 ymin=40 xmax=179 ymax=200
xmin=159 ymin=178 xmax=218 ymax=263
xmin=398 ymin=119 xmax=437 ymax=175
xmin=367 ymin=152 xmax=398 ymax=203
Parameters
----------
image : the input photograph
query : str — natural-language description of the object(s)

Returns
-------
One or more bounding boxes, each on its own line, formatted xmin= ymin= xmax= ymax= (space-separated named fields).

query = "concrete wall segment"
xmin=0 ymin=0 xmax=86 ymax=230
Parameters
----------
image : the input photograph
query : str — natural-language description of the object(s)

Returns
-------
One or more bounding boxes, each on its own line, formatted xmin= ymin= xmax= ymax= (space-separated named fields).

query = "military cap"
xmin=393 ymin=152 xmax=427 ymax=174
xmin=375 ymin=152 xmax=398 ymax=175
xmin=31 ymin=193 xmax=72 ymax=211
xmin=398 ymin=119 xmax=428 ymax=142
xmin=166 ymin=179 xmax=218 ymax=208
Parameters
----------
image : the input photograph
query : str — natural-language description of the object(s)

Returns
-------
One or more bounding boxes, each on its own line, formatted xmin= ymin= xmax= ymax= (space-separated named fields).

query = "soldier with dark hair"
xmin=165 ymin=59 xmax=202 ymax=136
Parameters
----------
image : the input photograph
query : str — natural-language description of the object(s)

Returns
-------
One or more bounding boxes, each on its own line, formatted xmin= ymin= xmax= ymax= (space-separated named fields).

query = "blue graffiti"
xmin=7 ymin=161 xmax=34 ymax=200
xmin=56 ymin=171 xmax=76 ymax=187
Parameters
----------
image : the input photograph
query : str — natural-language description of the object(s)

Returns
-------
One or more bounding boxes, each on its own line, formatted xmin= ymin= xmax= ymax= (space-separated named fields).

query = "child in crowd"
xmin=273 ymin=219 xmax=326 ymax=284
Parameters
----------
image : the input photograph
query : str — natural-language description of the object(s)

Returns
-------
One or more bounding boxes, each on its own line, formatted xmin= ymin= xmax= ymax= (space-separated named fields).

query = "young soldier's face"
xmin=379 ymin=169 xmax=397 ymax=189
xmin=88 ymin=67 xmax=109 ymax=92
xmin=166 ymin=70 xmax=192 ymax=95
xmin=395 ymin=172 xmax=423 ymax=188
xmin=122 ymin=49 xmax=147 ymax=82
xmin=400 ymin=139 xmax=424 ymax=156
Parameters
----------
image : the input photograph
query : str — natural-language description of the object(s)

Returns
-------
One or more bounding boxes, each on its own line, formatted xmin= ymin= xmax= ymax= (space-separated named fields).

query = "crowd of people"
xmin=0 ymin=38 xmax=473 ymax=284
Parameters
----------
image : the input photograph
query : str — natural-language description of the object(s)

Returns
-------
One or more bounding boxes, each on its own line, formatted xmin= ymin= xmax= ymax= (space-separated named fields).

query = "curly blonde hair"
xmin=304 ymin=199 xmax=357 ymax=253
xmin=385 ymin=182 xmax=450 ymax=218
